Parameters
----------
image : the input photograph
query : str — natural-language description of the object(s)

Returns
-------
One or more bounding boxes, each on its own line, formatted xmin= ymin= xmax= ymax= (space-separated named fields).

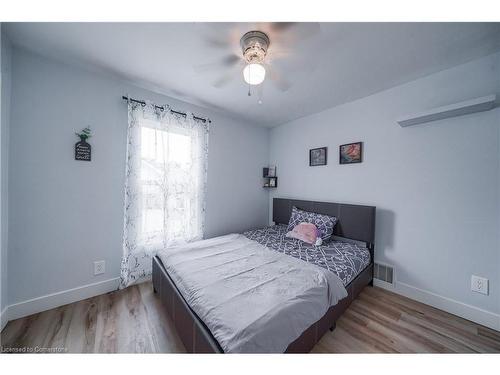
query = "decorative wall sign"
xmin=75 ymin=141 xmax=91 ymax=161
xmin=309 ymin=147 xmax=327 ymax=166
xmin=339 ymin=142 xmax=363 ymax=164
xmin=75 ymin=127 xmax=92 ymax=161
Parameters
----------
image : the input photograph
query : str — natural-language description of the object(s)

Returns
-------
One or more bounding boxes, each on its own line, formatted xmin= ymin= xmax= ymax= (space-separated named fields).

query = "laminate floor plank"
xmin=2 ymin=285 xmax=499 ymax=353
xmin=64 ymin=298 xmax=98 ymax=353
xmin=351 ymin=299 xmax=453 ymax=353
xmin=136 ymin=282 xmax=185 ymax=353
xmin=347 ymin=307 xmax=431 ymax=353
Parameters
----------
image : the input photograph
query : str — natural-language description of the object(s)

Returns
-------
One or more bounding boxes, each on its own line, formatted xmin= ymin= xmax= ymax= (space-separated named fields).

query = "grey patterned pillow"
xmin=286 ymin=206 xmax=338 ymax=241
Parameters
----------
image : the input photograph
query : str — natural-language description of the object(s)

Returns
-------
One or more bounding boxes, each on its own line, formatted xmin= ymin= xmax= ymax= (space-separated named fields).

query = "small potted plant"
xmin=75 ymin=126 xmax=92 ymax=142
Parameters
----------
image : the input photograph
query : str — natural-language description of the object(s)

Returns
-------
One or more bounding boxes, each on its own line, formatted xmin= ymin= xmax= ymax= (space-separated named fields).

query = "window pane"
xmin=169 ymin=132 xmax=191 ymax=165
xmin=139 ymin=126 xmax=193 ymax=244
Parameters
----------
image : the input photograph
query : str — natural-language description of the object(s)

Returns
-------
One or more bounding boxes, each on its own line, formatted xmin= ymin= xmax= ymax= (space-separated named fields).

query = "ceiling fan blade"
xmin=212 ymin=71 xmax=237 ymax=88
xmin=194 ymin=54 xmax=241 ymax=74
xmin=269 ymin=22 xmax=296 ymax=32
xmin=202 ymin=34 xmax=232 ymax=49
xmin=269 ymin=22 xmax=321 ymax=43
xmin=266 ymin=40 xmax=318 ymax=74
xmin=267 ymin=65 xmax=291 ymax=92
xmin=196 ymin=22 xmax=237 ymax=46
xmin=265 ymin=44 xmax=293 ymax=62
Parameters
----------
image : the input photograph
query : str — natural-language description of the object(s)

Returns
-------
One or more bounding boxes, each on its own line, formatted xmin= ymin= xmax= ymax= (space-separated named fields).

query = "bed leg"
xmin=369 ymin=279 xmax=374 ymax=287
xmin=153 ymin=285 xmax=158 ymax=294
xmin=329 ymin=322 xmax=336 ymax=332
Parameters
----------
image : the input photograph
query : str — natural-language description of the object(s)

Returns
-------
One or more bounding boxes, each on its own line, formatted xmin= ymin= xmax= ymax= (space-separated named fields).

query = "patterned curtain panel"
xmin=120 ymin=101 xmax=209 ymax=288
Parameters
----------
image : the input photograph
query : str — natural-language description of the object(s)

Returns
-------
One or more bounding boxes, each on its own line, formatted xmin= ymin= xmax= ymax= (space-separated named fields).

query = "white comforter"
xmin=157 ymin=233 xmax=348 ymax=353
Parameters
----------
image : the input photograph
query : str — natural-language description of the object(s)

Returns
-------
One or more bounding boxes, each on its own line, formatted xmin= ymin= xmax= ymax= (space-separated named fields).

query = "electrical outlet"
xmin=94 ymin=260 xmax=105 ymax=276
xmin=471 ymin=275 xmax=488 ymax=295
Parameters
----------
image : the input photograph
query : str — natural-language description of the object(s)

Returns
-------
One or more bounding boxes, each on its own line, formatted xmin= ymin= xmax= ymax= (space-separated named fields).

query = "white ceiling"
xmin=5 ymin=22 xmax=500 ymax=127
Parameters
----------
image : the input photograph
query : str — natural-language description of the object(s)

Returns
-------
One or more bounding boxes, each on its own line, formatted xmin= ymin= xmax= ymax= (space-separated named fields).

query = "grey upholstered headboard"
xmin=273 ymin=198 xmax=376 ymax=245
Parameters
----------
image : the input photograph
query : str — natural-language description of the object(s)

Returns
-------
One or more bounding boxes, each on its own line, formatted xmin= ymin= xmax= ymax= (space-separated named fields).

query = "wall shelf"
xmin=397 ymin=94 xmax=497 ymax=127
xmin=263 ymin=176 xmax=278 ymax=188
xmin=263 ymin=167 xmax=277 ymax=188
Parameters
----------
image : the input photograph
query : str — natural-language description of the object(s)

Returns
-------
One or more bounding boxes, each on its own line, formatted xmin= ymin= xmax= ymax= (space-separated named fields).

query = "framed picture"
xmin=339 ymin=142 xmax=363 ymax=164
xmin=309 ymin=147 xmax=327 ymax=166
xmin=268 ymin=166 xmax=276 ymax=177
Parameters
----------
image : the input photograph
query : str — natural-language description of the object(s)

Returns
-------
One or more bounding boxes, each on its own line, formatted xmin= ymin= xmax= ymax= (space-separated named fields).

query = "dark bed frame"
xmin=152 ymin=198 xmax=376 ymax=353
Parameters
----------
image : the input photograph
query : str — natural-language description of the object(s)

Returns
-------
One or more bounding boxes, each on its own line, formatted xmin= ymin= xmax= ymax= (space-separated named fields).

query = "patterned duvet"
xmin=244 ymin=224 xmax=371 ymax=285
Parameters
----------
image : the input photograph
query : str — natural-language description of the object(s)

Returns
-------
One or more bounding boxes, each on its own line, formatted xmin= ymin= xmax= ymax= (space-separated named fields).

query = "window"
xmin=139 ymin=126 xmax=193 ymax=244
xmin=121 ymin=103 xmax=208 ymax=287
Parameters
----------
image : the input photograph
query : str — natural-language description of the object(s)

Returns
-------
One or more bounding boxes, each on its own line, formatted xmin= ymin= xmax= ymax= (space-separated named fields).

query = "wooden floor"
xmin=2 ymin=284 xmax=499 ymax=353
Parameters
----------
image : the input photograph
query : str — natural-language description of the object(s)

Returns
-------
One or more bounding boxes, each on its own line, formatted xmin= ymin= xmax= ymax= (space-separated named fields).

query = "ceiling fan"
xmin=194 ymin=23 xmax=321 ymax=96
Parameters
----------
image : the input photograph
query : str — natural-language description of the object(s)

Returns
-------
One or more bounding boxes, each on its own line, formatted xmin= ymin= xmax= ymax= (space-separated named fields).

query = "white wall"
xmin=1 ymin=26 xmax=12 ymax=327
xmin=269 ymin=52 xmax=500 ymax=328
xmin=7 ymin=47 xmax=269 ymax=308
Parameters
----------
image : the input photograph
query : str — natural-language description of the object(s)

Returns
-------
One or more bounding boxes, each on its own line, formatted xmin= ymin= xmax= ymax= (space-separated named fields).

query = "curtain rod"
xmin=122 ymin=96 xmax=211 ymax=124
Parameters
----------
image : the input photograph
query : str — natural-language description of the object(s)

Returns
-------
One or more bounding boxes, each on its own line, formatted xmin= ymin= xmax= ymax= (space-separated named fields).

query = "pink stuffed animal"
xmin=286 ymin=222 xmax=323 ymax=246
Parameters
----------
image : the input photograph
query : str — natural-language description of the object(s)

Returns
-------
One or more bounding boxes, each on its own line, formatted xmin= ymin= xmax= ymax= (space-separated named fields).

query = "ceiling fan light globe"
xmin=243 ymin=63 xmax=266 ymax=85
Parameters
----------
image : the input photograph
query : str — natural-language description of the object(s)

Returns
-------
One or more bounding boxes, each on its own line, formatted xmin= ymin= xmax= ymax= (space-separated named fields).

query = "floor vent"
xmin=374 ymin=263 xmax=394 ymax=284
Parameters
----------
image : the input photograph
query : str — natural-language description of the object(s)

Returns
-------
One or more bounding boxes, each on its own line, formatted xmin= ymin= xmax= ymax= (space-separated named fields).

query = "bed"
xmin=152 ymin=198 xmax=376 ymax=353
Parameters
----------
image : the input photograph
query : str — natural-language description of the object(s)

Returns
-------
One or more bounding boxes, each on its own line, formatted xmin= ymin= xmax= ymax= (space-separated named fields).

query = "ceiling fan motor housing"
xmin=240 ymin=31 xmax=270 ymax=64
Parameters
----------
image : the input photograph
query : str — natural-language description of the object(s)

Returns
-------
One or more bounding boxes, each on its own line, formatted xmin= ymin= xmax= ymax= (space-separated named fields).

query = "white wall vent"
xmin=374 ymin=263 xmax=394 ymax=284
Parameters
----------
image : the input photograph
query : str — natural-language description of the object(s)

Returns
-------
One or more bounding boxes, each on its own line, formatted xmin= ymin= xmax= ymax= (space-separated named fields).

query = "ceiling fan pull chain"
xmin=257 ymin=84 xmax=263 ymax=104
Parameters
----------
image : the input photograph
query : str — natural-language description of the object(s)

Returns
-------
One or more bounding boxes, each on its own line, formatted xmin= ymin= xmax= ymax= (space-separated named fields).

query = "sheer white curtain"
xmin=120 ymin=101 xmax=209 ymax=288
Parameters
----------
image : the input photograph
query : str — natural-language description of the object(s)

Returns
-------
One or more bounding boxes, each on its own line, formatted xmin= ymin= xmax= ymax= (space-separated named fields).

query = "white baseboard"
xmin=3 ymin=277 xmax=119 ymax=328
xmin=372 ymin=278 xmax=395 ymax=290
xmin=374 ymin=279 xmax=500 ymax=331
xmin=1 ymin=306 xmax=8 ymax=331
